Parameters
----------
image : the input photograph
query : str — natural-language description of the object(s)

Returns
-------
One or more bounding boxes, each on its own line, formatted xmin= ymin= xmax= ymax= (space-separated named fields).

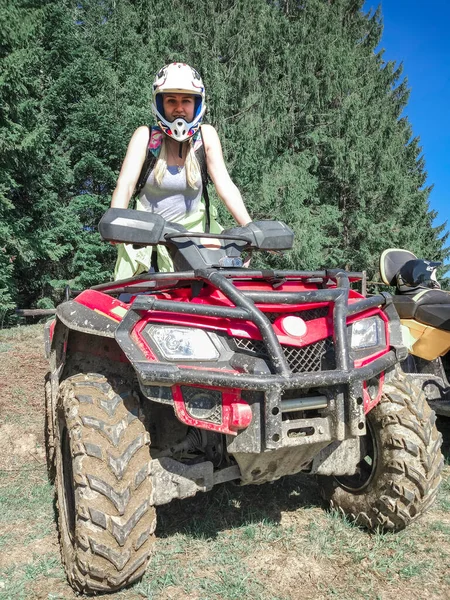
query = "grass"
xmin=437 ymin=471 xmax=450 ymax=511
xmin=129 ymin=482 xmax=450 ymax=600
xmin=1 ymin=324 xmax=450 ymax=600
xmin=0 ymin=323 xmax=44 ymax=342
xmin=1 ymin=488 xmax=448 ymax=600
xmin=0 ymin=533 xmax=14 ymax=550
xmin=303 ymin=509 xmax=438 ymax=582
xmin=135 ymin=526 xmax=291 ymax=600
xmin=0 ymin=471 xmax=53 ymax=524
xmin=0 ymin=555 xmax=63 ymax=600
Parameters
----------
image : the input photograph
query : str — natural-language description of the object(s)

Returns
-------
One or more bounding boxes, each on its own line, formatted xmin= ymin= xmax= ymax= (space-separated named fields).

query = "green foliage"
xmin=0 ymin=0 xmax=447 ymax=318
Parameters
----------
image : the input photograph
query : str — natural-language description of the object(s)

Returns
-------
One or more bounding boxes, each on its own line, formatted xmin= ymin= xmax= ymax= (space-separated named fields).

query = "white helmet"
xmin=152 ymin=62 xmax=206 ymax=142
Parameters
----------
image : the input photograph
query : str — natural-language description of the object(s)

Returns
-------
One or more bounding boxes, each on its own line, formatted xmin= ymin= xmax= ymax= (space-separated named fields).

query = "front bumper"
xmin=114 ymin=268 xmax=406 ymax=451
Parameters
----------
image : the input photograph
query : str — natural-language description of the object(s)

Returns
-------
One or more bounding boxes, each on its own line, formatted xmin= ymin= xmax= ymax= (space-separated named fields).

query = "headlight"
xmin=349 ymin=316 xmax=385 ymax=350
xmin=145 ymin=325 xmax=220 ymax=361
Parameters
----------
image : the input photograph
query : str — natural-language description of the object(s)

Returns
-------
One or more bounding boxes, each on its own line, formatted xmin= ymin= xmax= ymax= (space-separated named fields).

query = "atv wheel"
xmin=44 ymin=373 xmax=56 ymax=481
xmin=320 ymin=367 xmax=443 ymax=531
xmin=55 ymin=373 xmax=155 ymax=592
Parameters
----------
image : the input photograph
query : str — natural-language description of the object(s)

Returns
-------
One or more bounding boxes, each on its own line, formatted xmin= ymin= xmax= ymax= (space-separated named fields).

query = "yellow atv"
xmin=380 ymin=248 xmax=450 ymax=416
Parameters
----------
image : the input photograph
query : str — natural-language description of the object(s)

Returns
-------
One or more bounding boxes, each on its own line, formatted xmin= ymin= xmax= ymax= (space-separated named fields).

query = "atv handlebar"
xmin=98 ymin=208 xmax=294 ymax=252
xmin=163 ymin=231 xmax=254 ymax=244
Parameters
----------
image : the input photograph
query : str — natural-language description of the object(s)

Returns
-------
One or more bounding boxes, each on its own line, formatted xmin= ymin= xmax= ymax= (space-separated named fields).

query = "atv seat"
xmin=379 ymin=248 xmax=418 ymax=287
xmin=392 ymin=290 xmax=450 ymax=331
xmin=380 ymin=248 xmax=450 ymax=332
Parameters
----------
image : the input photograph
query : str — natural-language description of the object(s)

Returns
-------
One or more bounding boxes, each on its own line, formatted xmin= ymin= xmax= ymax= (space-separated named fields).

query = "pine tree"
xmin=0 ymin=0 xmax=53 ymax=317
xmin=0 ymin=0 xmax=446 ymax=319
xmin=281 ymin=0 xmax=448 ymax=274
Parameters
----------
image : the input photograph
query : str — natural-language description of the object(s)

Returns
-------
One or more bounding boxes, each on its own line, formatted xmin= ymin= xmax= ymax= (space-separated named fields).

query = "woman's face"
xmin=162 ymin=93 xmax=195 ymax=123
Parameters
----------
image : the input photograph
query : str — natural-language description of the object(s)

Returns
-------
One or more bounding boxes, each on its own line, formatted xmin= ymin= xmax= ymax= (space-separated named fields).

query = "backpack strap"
xmin=134 ymin=151 xmax=156 ymax=198
xmin=134 ymin=127 xmax=159 ymax=198
xmin=198 ymin=127 xmax=211 ymax=233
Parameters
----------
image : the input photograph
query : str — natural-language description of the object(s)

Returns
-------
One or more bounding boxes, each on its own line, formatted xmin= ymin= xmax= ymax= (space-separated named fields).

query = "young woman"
xmin=111 ymin=62 xmax=251 ymax=278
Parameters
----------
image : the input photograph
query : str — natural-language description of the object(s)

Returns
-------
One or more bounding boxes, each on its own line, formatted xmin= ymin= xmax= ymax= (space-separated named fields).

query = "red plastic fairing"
xmin=363 ymin=372 xmax=385 ymax=414
xmin=179 ymin=365 xmax=237 ymax=374
xmin=74 ymin=289 xmax=128 ymax=321
xmin=130 ymin=305 xmax=334 ymax=348
xmin=172 ymin=385 xmax=252 ymax=435
xmin=231 ymin=280 xmax=322 ymax=294
xmin=349 ymin=309 xmax=389 ymax=413
xmin=131 ymin=321 xmax=158 ymax=361
xmin=271 ymin=316 xmax=331 ymax=346
xmin=49 ymin=319 xmax=56 ymax=343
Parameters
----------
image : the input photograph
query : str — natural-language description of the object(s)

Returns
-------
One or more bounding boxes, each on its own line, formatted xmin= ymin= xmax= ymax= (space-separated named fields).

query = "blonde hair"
xmin=153 ymin=138 xmax=201 ymax=189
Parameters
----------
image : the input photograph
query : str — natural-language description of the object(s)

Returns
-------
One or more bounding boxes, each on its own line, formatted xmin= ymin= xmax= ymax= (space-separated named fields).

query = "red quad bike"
xmin=44 ymin=209 xmax=443 ymax=593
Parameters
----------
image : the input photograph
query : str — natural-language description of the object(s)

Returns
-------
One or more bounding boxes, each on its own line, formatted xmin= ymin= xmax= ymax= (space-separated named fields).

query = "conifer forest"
xmin=1 ymin=0 xmax=447 ymax=322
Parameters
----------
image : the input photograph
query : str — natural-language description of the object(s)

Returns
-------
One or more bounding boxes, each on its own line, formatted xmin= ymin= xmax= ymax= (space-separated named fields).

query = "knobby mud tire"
xmin=55 ymin=373 xmax=155 ymax=593
xmin=45 ymin=372 xmax=56 ymax=481
xmin=320 ymin=367 xmax=443 ymax=531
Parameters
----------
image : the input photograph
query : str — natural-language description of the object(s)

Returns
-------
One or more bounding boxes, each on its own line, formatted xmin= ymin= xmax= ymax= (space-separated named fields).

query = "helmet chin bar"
xmin=155 ymin=112 xmax=202 ymax=142
xmin=166 ymin=117 xmax=191 ymax=142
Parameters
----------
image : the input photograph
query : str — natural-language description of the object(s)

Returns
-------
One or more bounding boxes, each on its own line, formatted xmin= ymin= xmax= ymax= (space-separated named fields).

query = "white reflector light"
xmin=281 ymin=316 xmax=307 ymax=338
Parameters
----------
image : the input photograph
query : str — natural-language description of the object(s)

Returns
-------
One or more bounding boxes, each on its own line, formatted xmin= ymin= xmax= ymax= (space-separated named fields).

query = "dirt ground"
xmin=1 ymin=324 xmax=450 ymax=600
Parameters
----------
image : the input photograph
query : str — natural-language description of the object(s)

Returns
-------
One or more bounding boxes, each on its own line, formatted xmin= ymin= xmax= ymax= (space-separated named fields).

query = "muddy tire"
xmin=45 ymin=373 xmax=56 ymax=481
xmin=55 ymin=373 xmax=155 ymax=593
xmin=320 ymin=367 xmax=443 ymax=531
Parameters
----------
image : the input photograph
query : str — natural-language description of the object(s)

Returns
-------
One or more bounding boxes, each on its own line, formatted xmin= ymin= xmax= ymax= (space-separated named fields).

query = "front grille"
xmin=234 ymin=338 xmax=267 ymax=355
xmin=233 ymin=337 xmax=335 ymax=373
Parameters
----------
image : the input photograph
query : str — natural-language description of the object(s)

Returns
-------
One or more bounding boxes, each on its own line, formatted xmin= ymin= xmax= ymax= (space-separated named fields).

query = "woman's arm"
xmin=201 ymin=124 xmax=251 ymax=226
xmin=111 ymin=126 xmax=150 ymax=209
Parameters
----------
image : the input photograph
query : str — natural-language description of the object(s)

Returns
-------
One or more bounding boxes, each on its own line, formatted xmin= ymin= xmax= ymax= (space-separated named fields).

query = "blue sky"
xmin=363 ymin=1 xmax=450 ymax=246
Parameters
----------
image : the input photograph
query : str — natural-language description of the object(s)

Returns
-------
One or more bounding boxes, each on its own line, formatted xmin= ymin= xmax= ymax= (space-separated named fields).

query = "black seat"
xmin=380 ymin=248 xmax=450 ymax=331
xmin=392 ymin=289 xmax=450 ymax=331
xmin=414 ymin=290 xmax=450 ymax=331
xmin=390 ymin=295 xmax=417 ymax=320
